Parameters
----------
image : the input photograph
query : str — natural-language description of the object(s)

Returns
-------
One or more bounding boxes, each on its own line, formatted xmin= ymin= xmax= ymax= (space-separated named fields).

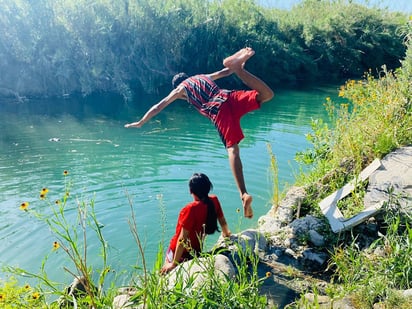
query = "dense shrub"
xmin=0 ymin=0 xmax=408 ymax=101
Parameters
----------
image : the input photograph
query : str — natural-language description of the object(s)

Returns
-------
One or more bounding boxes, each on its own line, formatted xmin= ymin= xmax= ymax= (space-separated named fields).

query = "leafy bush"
xmin=0 ymin=0 xmax=408 ymax=100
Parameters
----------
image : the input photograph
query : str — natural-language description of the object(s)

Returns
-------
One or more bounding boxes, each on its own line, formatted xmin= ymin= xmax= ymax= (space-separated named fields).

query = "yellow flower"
xmin=63 ymin=170 xmax=69 ymax=176
xmin=20 ymin=202 xmax=29 ymax=210
xmin=265 ymin=271 xmax=271 ymax=278
xmin=338 ymin=90 xmax=344 ymax=97
xmin=55 ymin=200 xmax=61 ymax=205
xmin=53 ymin=241 xmax=60 ymax=250
xmin=0 ymin=293 xmax=5 ymax=301
xmin=25 ymin=284 xmax=31 ymax=290
xmin=39 ymin=188 xmax=49 ymax=199
xmin=32 ymin=291 xmax=40 ymax=300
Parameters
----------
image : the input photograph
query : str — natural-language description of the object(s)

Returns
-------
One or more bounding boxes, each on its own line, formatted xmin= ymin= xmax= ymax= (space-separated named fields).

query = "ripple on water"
xmin=0 ymin=88 xmax=332 ymax=286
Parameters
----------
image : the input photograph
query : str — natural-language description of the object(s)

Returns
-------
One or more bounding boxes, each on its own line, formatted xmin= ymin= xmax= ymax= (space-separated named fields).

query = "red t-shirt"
xmin=168 ymin=195 xmax=224 ymax=260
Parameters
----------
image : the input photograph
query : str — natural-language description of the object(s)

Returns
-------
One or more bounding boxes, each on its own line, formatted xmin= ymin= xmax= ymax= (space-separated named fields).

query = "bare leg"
xmin=227 ymin=144 xmax=253 ymax=219
xmin=224 ymin=48 xmax=274 ymax=104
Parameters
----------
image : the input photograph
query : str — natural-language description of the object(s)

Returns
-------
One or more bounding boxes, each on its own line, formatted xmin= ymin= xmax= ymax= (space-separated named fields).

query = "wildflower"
xmin=20 ymin=202 xmax=29 ymax=210
xmin=0 ymin=293 xmax=5 ymax=301
xmin=265 ymin=271 xmax=271 ymax=278
xmin=63 ymin=170 xmax=69 ymax=176
xmin=39 ymin=188 xmax=48 ymax=199
xmin=338 ymin=90 xmax=344 ymax=97
xmin=53 ymin=241 xmax=60 ymax=250
xmin=236 ymin=208 xmax=240 ymax=213
xmin=25 ymin=284 xmax=31 ymax=290
xmin=55 ymin=200 xmax=61 ymax=205
xmin=32 ymin=291 xmax=40 ymax=300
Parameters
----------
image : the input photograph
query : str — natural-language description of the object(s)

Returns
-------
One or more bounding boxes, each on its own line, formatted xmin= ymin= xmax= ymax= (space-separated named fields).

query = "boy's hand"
xmin=124 ymin=121 xmax=142 ymax=128
xmin=222 ymin=231 xmax=231 ymax=238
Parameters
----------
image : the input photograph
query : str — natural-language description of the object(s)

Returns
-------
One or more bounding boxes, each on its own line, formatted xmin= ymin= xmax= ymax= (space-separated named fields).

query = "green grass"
xmin=290 ymin=18 xmax=412 ymax=308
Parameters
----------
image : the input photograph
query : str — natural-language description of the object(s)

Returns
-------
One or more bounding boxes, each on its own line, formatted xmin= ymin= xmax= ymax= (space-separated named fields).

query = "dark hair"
xmin=189 ymin=173 xmax=219 ymax=235
xmin=172 ymin=72 xmax=188 ymax=89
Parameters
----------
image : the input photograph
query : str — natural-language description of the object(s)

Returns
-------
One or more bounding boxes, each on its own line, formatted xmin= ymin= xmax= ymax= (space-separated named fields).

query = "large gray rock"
xmin=267 ymin=186 xmax=307 ymax=223
xmin=364 ymin=146 xmax=412 ymax=209
xmin=215 ymin=230 xmax=267 ymax=255
xmin=165 ymin=254 xmax=236 ymax=290
xmin=257 ymin=215 xmax=283 ymax=235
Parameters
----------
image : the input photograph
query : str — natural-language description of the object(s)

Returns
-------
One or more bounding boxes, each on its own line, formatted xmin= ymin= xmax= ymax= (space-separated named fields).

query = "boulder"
xmin=364 ymin=146 xmax=412 ymax=209
xmin=165 ymin=253 xmax=236 ymax=290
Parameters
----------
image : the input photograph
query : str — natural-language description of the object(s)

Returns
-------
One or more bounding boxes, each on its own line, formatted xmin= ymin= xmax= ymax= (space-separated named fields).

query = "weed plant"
xmin=296 ymin=17 xmax=412 ymax=209
xmin=3 ymin=171 xmax=116 ymax=308
xmin=291 ymin=18 xmax=412 ymax=308
xmin=267 ymin=143 xmax=280 ymax=210
xmin=327 ymin=195 xmax=412 ymax=308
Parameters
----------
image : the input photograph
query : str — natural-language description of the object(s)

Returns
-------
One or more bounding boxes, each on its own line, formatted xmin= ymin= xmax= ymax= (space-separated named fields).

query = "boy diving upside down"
xmin=125 ymin=48 xmax=274 ymax=218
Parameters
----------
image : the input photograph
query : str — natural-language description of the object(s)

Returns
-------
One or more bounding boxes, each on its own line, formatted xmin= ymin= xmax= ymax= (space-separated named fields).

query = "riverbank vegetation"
xmin=291 ymin=16 xmax=412 ymax=308
xmin=0 ymin=0 xmax=408 ymax=101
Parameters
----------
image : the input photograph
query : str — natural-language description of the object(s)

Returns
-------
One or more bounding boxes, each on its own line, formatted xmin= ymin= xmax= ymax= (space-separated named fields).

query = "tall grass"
xmin=267 ymin=143 xmax=280 ymax=209
xmin=327 ymin=197 xmax=412 ymax=308
xmin=296 ymin=17 xmax=412 ymax=207
xmin=3 ymin=171 xmax=116 ymax=308
xmin=291 ymin=17 xmax=412 ymax=308
xmin=129 ymin=242 xmax=269 ymax=308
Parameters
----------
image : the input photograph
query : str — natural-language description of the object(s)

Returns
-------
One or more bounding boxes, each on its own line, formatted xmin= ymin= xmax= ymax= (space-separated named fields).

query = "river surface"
xmin=0 ymin=85 xmax=336 ymax=289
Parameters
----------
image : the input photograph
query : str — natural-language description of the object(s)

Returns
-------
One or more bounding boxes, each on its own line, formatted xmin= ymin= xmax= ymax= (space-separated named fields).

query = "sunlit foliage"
xmin=0 ymin=0 xmax=408 ymax=102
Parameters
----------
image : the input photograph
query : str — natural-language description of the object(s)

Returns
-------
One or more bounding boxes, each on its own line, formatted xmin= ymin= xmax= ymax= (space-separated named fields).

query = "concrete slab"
xmin=320 ymin=158 xmax=382 ymax=233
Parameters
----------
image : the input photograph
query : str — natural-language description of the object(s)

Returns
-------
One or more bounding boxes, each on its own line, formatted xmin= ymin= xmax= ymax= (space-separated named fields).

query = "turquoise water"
xmin=0 ymin=85 xmax=335 ymax=286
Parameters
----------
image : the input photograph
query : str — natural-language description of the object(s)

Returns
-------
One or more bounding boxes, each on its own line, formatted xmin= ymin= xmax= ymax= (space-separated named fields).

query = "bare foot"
xmin=223 ymin=49 xmax=245 ymax=67
xmin=241 ymin=193 xmax=253 ymax=219
xmin=223 ymin=47 xmax=255 ymax=69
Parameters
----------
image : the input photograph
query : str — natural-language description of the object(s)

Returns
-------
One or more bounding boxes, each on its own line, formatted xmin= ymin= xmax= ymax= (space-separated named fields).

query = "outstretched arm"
xmin=125 ymin=87 xmax=184 ymax=128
